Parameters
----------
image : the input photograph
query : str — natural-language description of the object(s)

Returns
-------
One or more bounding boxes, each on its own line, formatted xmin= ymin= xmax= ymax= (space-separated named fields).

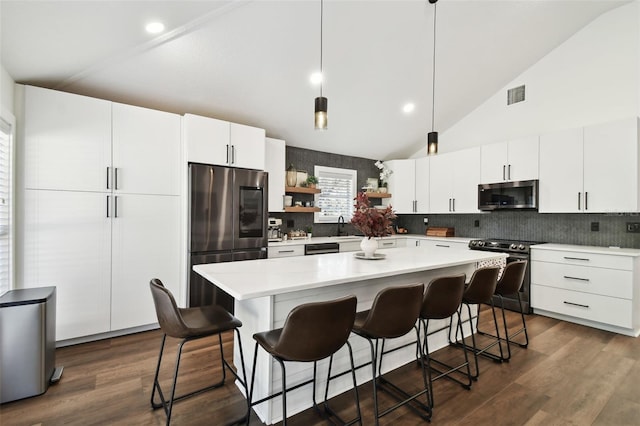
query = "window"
xmin=0 ymin=114 xmax=13 ymax=296
xmin=314 ymin=165 xmax=357 ymax=223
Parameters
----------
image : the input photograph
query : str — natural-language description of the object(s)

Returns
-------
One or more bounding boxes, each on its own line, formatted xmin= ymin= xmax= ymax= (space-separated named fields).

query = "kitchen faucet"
xmin=337 ymin=215 xmax=345 ymax=236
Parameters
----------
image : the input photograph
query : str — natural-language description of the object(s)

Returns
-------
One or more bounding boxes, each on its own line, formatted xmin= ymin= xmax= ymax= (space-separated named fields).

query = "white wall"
xmin=414 ymin=1 xmax=639 ymax=156
xmin=1 ymin=65 xmax=15 ymax=115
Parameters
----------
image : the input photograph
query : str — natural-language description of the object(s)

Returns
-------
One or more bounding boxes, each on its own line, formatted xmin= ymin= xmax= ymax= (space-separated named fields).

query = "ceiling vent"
xmin=507 ymin=85 xmax=525 ymax=105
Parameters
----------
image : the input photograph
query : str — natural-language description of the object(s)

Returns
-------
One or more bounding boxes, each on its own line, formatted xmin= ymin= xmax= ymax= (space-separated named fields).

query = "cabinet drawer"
xmin=531 ymin=261 xmax=632 ymax=299
xmin=268 ymin=245 xmax=304 ymax=258
xmin=531 ymin=285 xmax=632 ymax=328
xmin=531 ymin=249 xmax=632 ymax=270
xmin=378 ymin=239 xmax=397 ymax=249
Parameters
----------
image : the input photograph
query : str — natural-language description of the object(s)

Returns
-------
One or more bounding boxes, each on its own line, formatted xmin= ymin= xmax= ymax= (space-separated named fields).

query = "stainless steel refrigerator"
xmin=189 ymin=163 xmax=268 ymax=312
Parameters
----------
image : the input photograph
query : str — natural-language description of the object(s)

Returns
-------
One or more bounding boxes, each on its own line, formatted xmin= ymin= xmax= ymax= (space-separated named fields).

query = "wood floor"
xmin=1 ymin=308 xmax=639 ymax=425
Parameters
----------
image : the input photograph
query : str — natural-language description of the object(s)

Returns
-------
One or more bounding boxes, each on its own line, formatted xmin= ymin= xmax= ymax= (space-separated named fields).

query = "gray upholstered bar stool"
xmin=351 ymin=283 xmax=430 ymax=425
xmin=149 ymin=278 xmax=249 ymax=426
xmin=419 ymin=274 xmax=471 ymax=407
xmin=246 ymin=295 xmax=361 ymax=426
xmin=477 ymin=260 xmax=529 ymax=360
xmin=451 ymin=266 xmax=504 ymax=379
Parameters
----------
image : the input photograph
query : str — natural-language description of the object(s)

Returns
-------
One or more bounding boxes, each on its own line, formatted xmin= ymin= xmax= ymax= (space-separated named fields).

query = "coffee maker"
xmin=268 ymin=218 xmax=283 ymax=242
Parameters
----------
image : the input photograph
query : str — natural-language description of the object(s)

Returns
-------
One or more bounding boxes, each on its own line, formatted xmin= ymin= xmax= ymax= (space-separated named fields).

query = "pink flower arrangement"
xmin=350 ymin=192 xmax=396 ymax=238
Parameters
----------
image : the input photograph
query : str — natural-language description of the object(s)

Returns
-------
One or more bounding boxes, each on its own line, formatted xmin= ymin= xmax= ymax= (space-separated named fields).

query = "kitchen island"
xmin=194 ymin=246 xmax=506 ymax=424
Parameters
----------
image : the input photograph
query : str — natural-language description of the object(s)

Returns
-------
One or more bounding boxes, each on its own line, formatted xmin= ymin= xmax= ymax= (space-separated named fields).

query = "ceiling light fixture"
xmin=145 ymin=22 xmax=165 ymax=34
xmin=314 ymin=0 xmax=327 ymax=130
xmin=403 ymin=103 xmax=415 ymax=114
xmin=427 ymin=0 xmax=438 ymax=155
xmin=310 ymin=72 xmax=322 ymax=85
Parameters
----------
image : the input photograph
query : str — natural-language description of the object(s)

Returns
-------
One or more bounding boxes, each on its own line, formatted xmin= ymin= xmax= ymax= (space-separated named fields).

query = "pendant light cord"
xmin=320 ymin=0 xmax=324 ymax=98
xmin=431 ymin=1 xmax=437 ymax=132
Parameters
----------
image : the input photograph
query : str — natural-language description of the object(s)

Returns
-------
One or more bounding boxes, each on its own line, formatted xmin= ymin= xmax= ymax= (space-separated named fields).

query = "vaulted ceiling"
xmin=1 ymin=0 xmax=630 ymax=160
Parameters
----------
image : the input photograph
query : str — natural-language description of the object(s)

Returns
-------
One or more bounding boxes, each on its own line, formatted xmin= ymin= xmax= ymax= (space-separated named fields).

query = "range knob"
xmin=470 ymin=240 xmax=477 ymax=247
xmin=478 ymin=241 xmax=485 ymax=247
xmin=510 ymin=243 xmax=517 ymax=250
xmin=518 ymin=244 xmax=526 ymax=250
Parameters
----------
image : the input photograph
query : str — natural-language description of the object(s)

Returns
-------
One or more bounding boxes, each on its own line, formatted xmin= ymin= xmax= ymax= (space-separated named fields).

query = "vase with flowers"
xmin=350 ymin=192 xmax=396 ymax=258
xmin=375 ymin=160 xmax=393 ymax=191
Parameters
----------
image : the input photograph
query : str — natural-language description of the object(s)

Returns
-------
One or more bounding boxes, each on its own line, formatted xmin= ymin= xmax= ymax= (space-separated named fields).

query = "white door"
xmin=385 ymin=159 xmax=415 ymax=213
xmin=183 ymin=114 xmax=230 ymax=166
xmin=429 ymin=154 xmax=453 ymax=213
xmin=230 ymin=123 xmax=266 ymax=170
xmin=111 ymin=194 xmax=181 ymax=330
xmin=414 ymin=157 xmax=430 ymax=213
xmin=480 ymin=142 xmax=508 ymax=183
xmin=22 ymin=189 xmax=112 ymax=340
xmin=23 ymin=86 xmax=111 ymax=192
xmin=508 ymin=136 xmax=539 ymax=181
xmin=265 ymin=138 xmax=286 ymax=212
xmin=112 ymin=103 xmax=181 ymax=195
xmin=451 ymin=147 xmax=481 ymax=213
xmin=539 ymin=127 xmax=584 ymax=213
xmin=583 ymin=117 xmax=639 ymax=212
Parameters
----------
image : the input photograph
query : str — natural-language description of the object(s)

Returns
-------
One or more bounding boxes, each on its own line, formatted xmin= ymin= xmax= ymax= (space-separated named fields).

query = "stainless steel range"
xmin=468 ymin=238 xmax=544 ymax=314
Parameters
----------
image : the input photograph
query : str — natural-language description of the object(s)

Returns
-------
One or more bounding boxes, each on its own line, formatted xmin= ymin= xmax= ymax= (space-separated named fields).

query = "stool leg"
xmin=365 ymin=337 xmax=381 ymax=426
xmin=275 ymin=358 xmax=288 ymax=426
xmin=346 ymin=341 xmax=363 ymax=426
xmin=151 ymin=334 xmax=168 ymax=410
xmin=516 ymin=292 xmax=529 ymax=347
xmin=245 ymin=343 xmax=260 ymax=426
xmin=233 ymin=328 xmax=250 ymax=423
xmin=498 ymin=295 xmax=513 ymax=361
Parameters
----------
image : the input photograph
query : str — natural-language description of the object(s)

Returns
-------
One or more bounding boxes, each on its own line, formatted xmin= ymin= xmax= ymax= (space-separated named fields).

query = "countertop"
xmin=532 ymin=243 xmax=640 ymax=257
xmin=193 ymin=246 xmax=506 ymax=300
xmin=268 ymin=234 xmax=473 ymax=247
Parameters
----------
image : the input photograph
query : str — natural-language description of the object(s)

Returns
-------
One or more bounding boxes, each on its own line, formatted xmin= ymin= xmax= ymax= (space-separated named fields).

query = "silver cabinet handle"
xmin=114 ymin=167 xmax=119 ymax=190
xmin=231 ymin=145 xmax=236 ymax=164
xmin=452 ymin=198 xmax=455 ymax=212
xmin=563 ymin=301 xmax=589 ymax=309
xmin=508 ymin=164 xmax=511 ymax=180
xmin=564 ymin=256 xmax=590 ymax=261
xmin=226 ymin=144 xmax=230 ymax=164
xmin=278 ymin=250 xmax=295 ymax=254
xmin=106 ymin=195 xmax=110 ymax=218
xmin=114 ymin=196 xmax=119 ymax=218
xmin=578 ymin=192 xmax=581 ymax=210
xmin=106 ymin=167 xmax=111 ymax=190
xmin=585 ymin=191 xmax=588 ymax=210
xmin=563 ymin=275 xmax=590 ymax=282
xmin=448 ymin=198 xmax=452 ymax=212
xmin=503 ymin=165 xmax=506 ymax=181
xmin=382 ymin=242 xmax=394 ymax=246
xmin=436 ymin=244 xmax=450 ymax=248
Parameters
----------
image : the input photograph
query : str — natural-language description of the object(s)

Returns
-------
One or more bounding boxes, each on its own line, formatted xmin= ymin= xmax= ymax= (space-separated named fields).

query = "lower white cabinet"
xmin=339 ymin=240 xmax=361 ymax=252
xmin=21 ymin=190 xmax=181 ymax=340
xmin=268 ymin=245 xmax=305 ymax=258
xmin=531 ymin=244 xmax=640 ymax=336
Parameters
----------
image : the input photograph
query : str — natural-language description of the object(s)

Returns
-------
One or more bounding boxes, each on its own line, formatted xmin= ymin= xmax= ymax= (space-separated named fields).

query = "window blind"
xmin=314 ymin=166 xmax=357 ymax=223
xmin=0 ymin=118 xmax=12 ymax=296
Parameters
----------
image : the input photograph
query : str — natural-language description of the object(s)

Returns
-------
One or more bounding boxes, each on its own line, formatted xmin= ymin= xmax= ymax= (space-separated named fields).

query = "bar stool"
xmin=451 ymin=266 xmax=503 ymax=379
xmin=418 ymin=274 xmax=471 ymax=407
xmin=351 ymin=283 xmax=429 ymax=425
xmin=477 ymin=260 xmax=529 ymax=360
xmin=149 ymin=278 xmax=249 ymax=426
xmin=246 ymin=295 xmax=361 ymax=426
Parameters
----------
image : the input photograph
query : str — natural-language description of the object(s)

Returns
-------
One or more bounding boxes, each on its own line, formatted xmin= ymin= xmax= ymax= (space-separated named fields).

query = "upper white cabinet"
xmin=184 ymin=113 xmax=265 ymax=170
xmin=481 ymin=136 xmax=539 ymax=183
xmin=265 ymin=137 xmax=286 ymax=212
xmin=539 ymin=117 xmax=639 ymax=213
xmin=384 ymin=157 xmax=429 ymax=214
xmin=430 ymin=147 xmax=480 ymax=213
xmin=112 ymin=103 xmax=181 ymax=196
xmin=23 ymin=85 xmax=112 ymax=192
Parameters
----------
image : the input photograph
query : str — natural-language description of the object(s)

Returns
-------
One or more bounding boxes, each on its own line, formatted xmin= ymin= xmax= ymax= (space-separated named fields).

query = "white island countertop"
xmin=194 ymin=246 xmax=506 ymax=300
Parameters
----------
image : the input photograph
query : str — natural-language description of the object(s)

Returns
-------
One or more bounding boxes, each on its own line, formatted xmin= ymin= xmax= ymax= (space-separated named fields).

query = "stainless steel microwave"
xmin=478 ymin=180 xmax=539 ymax=211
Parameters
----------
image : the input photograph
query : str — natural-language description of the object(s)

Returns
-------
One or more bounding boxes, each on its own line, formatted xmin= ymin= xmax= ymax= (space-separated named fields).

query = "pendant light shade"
xmin=427 ymin=0 xmax=438 ymax=155
xmin=427 ymin=131 xmax=438 ymax=155
xmin=315 ymin=96 xmax=328 ymax=130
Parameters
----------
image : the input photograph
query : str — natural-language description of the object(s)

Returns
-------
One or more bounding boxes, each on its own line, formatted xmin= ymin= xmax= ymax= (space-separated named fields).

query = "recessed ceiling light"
xmin=403 ymin=103 xmax=415 ymax=114
xmin=310 ymin=72 xmax=323 ymax=85
xmin=145 ymin=22 xmax=165 ymax=34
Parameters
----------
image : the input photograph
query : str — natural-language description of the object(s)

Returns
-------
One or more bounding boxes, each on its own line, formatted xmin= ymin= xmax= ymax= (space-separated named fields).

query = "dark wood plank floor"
xmin=1 ymin=308 xmax=639 ymax=425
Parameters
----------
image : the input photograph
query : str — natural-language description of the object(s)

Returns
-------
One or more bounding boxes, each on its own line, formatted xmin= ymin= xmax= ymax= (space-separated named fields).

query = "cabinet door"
xmin=385 ymin=159 xmax=415 ymax=213
xmin=113 ymin=103 xmax=181 ymax=195
xmin=583 ymin=117 xmax=639 ymax=212
xmin=539 ymin=127 xmax=584 ymax=213
xmin=508 ymin=136 xmax=539 ymax=181
xmin=429 ymin=154 xmax=453 ymax=213
xmin=230 ymin=123 xmax=266 ymax=170
xmin=111 ymin=194 xmax=181 ymax=330
xmin=183 ymin=114 xmax=230 ymax=165
xmin=451 ymin=147 xmax=481 ymax=213
xmin=265 ymin=137 xmax=286 ymax=212
xmin=23 ymin=85 xmax=111 ymax=192
xmin=21 ymin=190 xmax=112 ymax=340
xmin=414 ymin=157 xmax=430 ymax=213
xmin=480 ymin=142 xmax=508 ymax=183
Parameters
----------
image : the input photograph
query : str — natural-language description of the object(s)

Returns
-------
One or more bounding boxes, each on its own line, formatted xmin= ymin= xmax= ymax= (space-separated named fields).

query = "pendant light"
xmin=427 ymin=0 xmax=438 ymax=155
xmin=314 ymin=0 xmax=328 ymax=130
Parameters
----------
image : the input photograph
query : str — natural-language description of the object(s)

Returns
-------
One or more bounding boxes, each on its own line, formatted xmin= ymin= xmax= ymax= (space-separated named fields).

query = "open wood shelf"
xmin=285 ymin=186 xmax=321 ymax=194
xmin=364 ymin=191 xmax=392 ymax=198
xmin=284 ymin=206 xmax=321 ymax=213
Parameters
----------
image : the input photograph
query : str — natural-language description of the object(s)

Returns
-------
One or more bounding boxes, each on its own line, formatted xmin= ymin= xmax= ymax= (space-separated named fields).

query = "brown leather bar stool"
xmin=419 ymin=274 xmax=471 ymax=407
xmin=149 ymin=278 xmax=249 ymax=426
xmin=477 ymin=260 xmax=529 ymax=361
xmin=351 ymin=283 xmax=429 ymax=425
xmin=246 ymin=295 xmax=361 ymax=426
xmin=451 ymin=266 xmax=504 ymax=379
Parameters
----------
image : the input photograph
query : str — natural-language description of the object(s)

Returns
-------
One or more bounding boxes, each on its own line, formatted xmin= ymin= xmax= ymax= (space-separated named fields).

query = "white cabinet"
xmin=265 ymin=137 xmax=286 ymax=212
xmin=429 ymin=147 xmax=480 ymax=213
xmin=268 ymin=245 xmax=305 ymax=258
xmin=531 ymin=245 xmax=640 ymax=336
xmin=384 ymin=158 xmax=429 ymax=213
xmin=539 ymin=117 xmax=640 ymax=213
xmin=183 ymin=113 xmax=265 ymax=170
xmin=339 ymin=240 xmax=361 ymax=253
xmin=481 ymin=136 xmax=539 ymax=183
xmin=421 ymin=239 xmax=469 ymax=250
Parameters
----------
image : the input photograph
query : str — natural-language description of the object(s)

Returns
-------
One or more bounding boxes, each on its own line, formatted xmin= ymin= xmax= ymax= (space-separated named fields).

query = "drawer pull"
xmin=563 ymin=301 xmax=589 ymax=309
xmin=563 ymin=276 xmax=590 ymax=282
xmin=278 ymin=250 xmax=295 ymax=254
xmin=435 ymin=244 xmax=450 ymax=248
xmin=563 ymin=256 xmax=590 ymax=261
xmin=382 ymin=242 xmax=394 ymax=246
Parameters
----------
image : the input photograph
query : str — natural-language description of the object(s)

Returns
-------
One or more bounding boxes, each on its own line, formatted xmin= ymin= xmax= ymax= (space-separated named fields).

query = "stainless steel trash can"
xmin=0 ymin=286 xmax=62 ymax=403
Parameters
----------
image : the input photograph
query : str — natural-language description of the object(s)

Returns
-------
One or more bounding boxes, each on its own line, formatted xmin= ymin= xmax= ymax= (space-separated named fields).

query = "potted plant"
xmin=305 ymin=225 xmax=313 ymax=238
xmin=350 ymin=192 xmax=396 ymax=258
xmin=306 ymin=175 xmax=319 ymax=189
